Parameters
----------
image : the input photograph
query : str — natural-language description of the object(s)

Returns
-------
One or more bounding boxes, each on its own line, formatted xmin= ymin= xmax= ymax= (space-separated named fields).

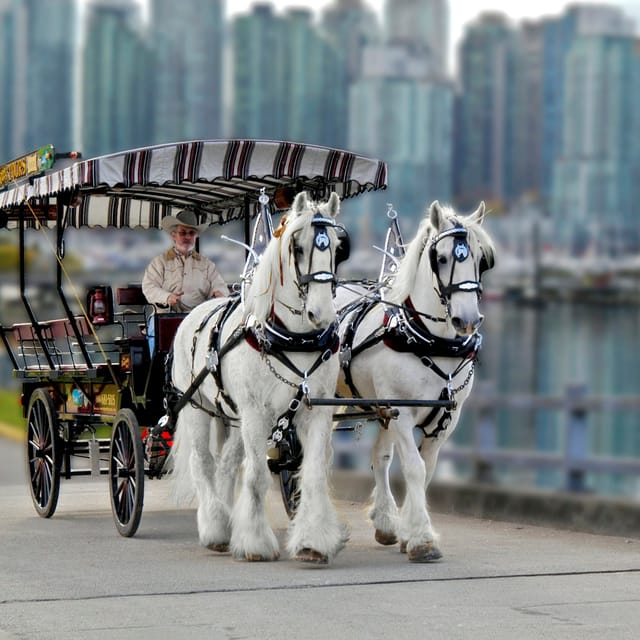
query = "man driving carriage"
xmin=142 ymin=209 xmax=229 ymax=313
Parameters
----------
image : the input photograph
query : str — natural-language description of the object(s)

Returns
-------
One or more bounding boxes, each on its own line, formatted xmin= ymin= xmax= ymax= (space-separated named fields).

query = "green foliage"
xmin=0 ymin=388 xmax=25 ymax=430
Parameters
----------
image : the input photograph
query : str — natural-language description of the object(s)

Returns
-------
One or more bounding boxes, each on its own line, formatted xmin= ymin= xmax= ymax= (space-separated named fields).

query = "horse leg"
xmin=230 ymin=409 xmax=280 ymax=562
xmin=369 ymin=427 xmax=399 ymax=546
xmin=215 ymin=426 xmax=243 ymax=513
xmin=182 ymin=408 xmax=231 ymax=551
xmin=287 ymin=410 xmax=349 ymax=564
xmin=393 ymin=420 xmax=441 ymax=563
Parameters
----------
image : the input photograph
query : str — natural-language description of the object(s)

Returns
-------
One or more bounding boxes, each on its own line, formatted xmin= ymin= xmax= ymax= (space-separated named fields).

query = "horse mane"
xmin=386 ymin=203 xmax=495 ymax=305
xmin=243 ymin=206 xmax=317 ymax=323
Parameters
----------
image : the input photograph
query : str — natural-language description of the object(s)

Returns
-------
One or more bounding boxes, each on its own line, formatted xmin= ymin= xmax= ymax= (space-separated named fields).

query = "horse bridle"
xmin=292 ymin=213 xmax=342 ymax=298
xmin=428 ymin=223 xmax=491 ymax=309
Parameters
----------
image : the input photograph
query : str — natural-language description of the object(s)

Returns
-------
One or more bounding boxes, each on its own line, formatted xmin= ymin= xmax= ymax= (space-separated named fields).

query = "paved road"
xmin=1 ymin=435 xmax=639 ymax=639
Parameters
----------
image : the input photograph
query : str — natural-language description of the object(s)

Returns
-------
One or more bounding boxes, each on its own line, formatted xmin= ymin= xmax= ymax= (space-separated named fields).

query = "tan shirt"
xmin=142 ymin=248 xmax=228 ymax=312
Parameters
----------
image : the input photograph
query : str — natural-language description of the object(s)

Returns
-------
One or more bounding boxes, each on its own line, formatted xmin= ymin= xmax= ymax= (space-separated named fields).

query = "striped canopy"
xmin=0 ymin=140 xmax=387 ymax=230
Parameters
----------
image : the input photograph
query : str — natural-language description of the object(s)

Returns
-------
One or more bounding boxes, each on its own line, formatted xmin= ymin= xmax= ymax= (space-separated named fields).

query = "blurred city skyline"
xmin=2 ymin=0 xmax=640 ymax=254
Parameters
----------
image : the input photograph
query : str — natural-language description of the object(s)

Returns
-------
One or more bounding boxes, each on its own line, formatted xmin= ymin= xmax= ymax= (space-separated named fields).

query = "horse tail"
xmin=167 ymin=412 xmax=197 ymax=506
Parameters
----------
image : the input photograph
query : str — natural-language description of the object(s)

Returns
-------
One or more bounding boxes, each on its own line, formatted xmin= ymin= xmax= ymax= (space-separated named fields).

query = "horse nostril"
xmin=452 ymin=315 xmax=483 ymax=335
xmin=451 ymin=316 xmax=464 ymax=332
xmin=307 ymin=309 xmax=317 ymax=325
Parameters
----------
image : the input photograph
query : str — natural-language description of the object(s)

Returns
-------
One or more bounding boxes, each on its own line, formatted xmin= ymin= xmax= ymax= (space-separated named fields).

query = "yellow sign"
xmin=0 ymin=145 xmax=55 ymax=189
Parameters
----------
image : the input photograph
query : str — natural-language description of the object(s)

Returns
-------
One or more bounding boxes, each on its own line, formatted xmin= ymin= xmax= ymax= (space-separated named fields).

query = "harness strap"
xmin=207 ymin=298 xmax=244 ymax=415
xmin=339 ymin=298 xmax=385 ymax=398
xmin=415 ymin=387 xmax=453 ymax=439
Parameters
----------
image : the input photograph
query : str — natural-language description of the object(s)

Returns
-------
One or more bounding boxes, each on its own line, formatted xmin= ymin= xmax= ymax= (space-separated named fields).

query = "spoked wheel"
xmin=109 ymin=409 xmax=144 ymax=537
xmin=26 ymin=388 xmax=61 ymax=518
xmin=277 ymin=431 xmax=303 ymax=519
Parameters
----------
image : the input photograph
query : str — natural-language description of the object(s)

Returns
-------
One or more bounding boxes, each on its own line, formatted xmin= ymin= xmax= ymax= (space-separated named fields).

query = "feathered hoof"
xmin=407 ymin=543 xmax=443 ymax=563
xmin=375 ymin=529 xmax=398 ymax=546
xmin=207 ymin=542 xmax=229 ymax=553
xmin=246 ymin=550 xmax=280 ymax=562
xmin=295 ymin=548 xmax=329 ymax=565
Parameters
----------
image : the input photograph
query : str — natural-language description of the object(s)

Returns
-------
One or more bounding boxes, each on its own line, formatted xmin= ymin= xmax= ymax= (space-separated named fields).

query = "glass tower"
xmin=151 ymin=0 xmax=225 ymax=144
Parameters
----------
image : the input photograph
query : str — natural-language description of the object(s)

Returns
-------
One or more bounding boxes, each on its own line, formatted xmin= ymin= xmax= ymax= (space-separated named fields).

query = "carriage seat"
xmin=150 ymin=313 xmax=187 ymax=353
xmin=116 ymin=284 xmax=146 ymax=307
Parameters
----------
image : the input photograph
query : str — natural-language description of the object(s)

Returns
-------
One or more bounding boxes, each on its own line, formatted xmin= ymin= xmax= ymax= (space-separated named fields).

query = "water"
xmin=451 ymin=299 xmax=640 ymax=499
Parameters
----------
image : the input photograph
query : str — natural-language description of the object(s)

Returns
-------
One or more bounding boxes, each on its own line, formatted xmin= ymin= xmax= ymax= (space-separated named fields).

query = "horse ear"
xmin=470 ymin=201 xmax=486 ymax=225
xmin=292 ymin=191 xmax=309 ymax=215
xmin=324 ymin=192 xmax=340 ymax=219
xmin=428 ymin=201 xmax=444 ymax=230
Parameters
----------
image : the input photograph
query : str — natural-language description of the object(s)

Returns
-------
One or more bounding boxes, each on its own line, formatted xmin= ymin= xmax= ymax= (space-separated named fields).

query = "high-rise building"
xmin=231 ymin=4 xmax=287 ymax=140
xmin=539 ymin=4 xmax=635 ymax=207
xmin=551 ymin=32 xmax=640 ymax=252
xmin=21 ymin=0 xmax=76 ymax=155
xmin=454 ymin=13 xmax=519 ymax=211
xmin=285 ymin=8 xmax=346 ymax=147
xmin=0 ymin=0 xmax=21 ymax=162
xmin=512 ymin=20 xmax=545 ymax=205
xmin=81 ymin=0 xmax=152 ymax=157
xmin=384 ymin=0 xmax=449 ymax=76
xmin=321 ymin=0 xmax=381 ymax=83
xmin=151 ymin=0 xmax=225 ymax=144
xmin=350 ymin=44 xmax=453 ymax=231
xmin=231 ymin=5 xmax=346 ymax=148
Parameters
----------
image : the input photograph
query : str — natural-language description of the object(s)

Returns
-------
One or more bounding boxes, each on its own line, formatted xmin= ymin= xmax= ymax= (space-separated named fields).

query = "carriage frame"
xmin=0 ymin=140 xmax=452 ymax=535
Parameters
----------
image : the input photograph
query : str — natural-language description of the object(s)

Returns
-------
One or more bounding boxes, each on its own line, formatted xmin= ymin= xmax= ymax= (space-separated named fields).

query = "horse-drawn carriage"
xmin=0 ymin=140 xmax=495 ymax=564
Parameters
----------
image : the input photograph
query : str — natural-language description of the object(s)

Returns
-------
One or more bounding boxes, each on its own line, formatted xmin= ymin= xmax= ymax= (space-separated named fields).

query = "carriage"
xmin=0 ymin=140 xmax=388 ymax=537
xmin=0 ymin=140 xmax=494 ymax=563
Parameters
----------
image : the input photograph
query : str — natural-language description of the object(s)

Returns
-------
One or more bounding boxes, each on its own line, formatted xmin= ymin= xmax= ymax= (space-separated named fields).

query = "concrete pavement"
xmin=1 ymin=435 xmax=639 ymax=639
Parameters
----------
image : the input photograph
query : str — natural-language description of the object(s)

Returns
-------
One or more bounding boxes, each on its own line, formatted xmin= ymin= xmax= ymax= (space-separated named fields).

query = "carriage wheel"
xmin=109 ymin=409 xmax=144 ymax=537
xmin=278 ymin=431 xmax=303 ymax=519
xmin=26 ymin=388 xmax=61 ymax=518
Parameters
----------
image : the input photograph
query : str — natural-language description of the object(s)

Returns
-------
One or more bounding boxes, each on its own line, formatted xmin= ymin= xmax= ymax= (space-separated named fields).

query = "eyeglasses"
xmin=175 ymin=229 xmax=197 ymax=237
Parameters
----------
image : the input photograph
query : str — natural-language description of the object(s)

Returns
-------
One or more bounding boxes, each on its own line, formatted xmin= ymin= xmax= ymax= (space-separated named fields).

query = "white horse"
xmin=169 ymin=191 xmax=348 ymax=564
xmin=336 ymin=201 xmax=495 ymax=562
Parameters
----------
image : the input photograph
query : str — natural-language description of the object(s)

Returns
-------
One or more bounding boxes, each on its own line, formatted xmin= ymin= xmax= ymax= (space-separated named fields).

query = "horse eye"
xmin=438 ymin=255 xmax=447 ymax=265
xmin=293 ymin=245 xmax=304 ymax=257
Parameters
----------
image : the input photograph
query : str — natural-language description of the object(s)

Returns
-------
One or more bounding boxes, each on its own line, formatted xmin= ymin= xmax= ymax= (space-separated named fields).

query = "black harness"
xmin=338 ymin=221 xmax=489 ymax=439
xmin=164 ymin=212 xmax=341 ymax=443
xmin=339 ymin=297 xmax=481 ymax=438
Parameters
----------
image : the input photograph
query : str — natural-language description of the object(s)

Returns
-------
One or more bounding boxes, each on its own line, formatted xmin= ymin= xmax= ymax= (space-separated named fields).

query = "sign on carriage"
xmin=0 ymin=145 xmax=55 ymax=190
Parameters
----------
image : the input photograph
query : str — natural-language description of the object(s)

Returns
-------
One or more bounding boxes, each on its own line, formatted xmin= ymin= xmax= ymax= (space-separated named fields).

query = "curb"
xmin=331 ymin=470 xmax=640 ymax=540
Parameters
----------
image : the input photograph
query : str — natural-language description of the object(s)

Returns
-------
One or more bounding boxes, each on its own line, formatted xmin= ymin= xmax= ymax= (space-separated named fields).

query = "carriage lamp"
xmin=87 ymin=285 xmax=113 ymax=325
xmin=90 ymin=290 xmax=107 ymax=323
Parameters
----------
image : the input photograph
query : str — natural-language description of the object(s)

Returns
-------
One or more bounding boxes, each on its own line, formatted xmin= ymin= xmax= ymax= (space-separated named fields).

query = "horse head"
xmin=427 ymin=200 xmax=495 ymax=335
xmin=386 ymin=200 xmax=495 ymax=338
xmin=246 ymin=191 xmax=341 ymax=329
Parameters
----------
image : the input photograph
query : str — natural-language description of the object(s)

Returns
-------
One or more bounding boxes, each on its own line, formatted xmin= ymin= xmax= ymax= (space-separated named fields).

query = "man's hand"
xmin=167 ymin=291 xmax=183 ymax=306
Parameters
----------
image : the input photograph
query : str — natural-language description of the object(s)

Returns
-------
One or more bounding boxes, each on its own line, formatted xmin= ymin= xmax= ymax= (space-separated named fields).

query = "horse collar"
xmin=245 ymin=315 xmax=340 ymax=356
xmin=383 ymin=304 xmax=481 ymax=360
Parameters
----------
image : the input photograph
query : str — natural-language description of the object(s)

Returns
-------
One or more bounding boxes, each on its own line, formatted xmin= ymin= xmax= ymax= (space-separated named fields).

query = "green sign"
xmin=0 ymin=145 xmax=55 ymax=189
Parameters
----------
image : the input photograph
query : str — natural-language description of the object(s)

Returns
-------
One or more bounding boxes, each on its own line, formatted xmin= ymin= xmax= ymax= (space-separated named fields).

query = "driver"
xmin=142 ymin=209 xmax=228 ymax=313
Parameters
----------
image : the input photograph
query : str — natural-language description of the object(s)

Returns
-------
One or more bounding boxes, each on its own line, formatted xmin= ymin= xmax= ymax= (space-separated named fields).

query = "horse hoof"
xmin=246 ymin=551 xmax=280 ymax=562
xmin=295 ymin=548 xmax=329 ymax=565
xmin=408 ymin=543 xmax=443 ymax=563
xmin=207 ymin=543 xmax=229 ymax=553
xmin=375 ymin=529 xmax=398 ymax=546
xmin=400 ymin=541 xmax=407 ymax=554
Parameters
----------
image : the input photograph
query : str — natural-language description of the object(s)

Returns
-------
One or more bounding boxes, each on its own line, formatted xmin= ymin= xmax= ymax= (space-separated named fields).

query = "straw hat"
xmin=160 ymin=209 xmax=209 ymax=234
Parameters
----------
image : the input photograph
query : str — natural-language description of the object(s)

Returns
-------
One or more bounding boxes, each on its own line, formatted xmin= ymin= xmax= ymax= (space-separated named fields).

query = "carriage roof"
xmin=0 ymin=140 xmax=387 ymax=231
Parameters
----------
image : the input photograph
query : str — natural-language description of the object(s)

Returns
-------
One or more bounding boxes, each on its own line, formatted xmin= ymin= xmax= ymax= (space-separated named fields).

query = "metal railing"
xmin=445 ymin=384 xmax=640 ymax=493
xmin=331 ymin=383 xmax=640 ymax=499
